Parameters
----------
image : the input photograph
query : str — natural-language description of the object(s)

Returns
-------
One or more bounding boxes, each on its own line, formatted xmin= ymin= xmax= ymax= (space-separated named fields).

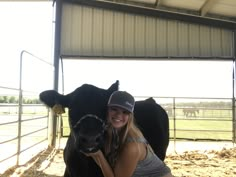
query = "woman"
xmin=85 ymin=91 xmax=173 ymax=177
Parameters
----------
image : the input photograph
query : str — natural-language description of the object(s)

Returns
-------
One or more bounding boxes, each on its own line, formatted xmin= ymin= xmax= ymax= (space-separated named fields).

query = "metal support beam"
xmin=50 ymin=0 xmax=62 ymax=147
xmin=200 ymin=0 xmax=216 ymax=17
xmin=156 ymin=0 xmax=162 ymax=6
xmin=233 ymin=30 xmax=236 ymax=144
xmin=127 ymin=0 xmax=156 ymax=5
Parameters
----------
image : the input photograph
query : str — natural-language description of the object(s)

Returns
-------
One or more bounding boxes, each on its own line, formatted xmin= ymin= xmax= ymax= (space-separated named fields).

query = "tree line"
xmin=0 ymin=96 xmax=41 ymax=104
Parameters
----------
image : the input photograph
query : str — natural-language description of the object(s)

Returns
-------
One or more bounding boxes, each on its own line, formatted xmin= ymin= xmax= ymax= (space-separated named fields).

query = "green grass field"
xmin=0 ymin=106 xmax=234 ymax=141
xmin=61 ymin=114 xmax=233 ymax=141
xmin=169 ymin=119 xmax=232 ymax=140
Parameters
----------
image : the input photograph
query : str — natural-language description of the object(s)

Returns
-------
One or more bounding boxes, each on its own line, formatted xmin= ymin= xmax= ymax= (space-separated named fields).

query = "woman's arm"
xmin=89 ymin=150 xmax=115 ymax=177
xmin=86 ymin=142 xmax=141 ymax=177
xmin=113 ymin=142 xmax=141 ymax=177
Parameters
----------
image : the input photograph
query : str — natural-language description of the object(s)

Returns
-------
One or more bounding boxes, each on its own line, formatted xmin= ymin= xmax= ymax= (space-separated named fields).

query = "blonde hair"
xmin=120 ymin=113 xmax=143 ymax=145
xmin=105 ymin=113 xmax=144 ymax=167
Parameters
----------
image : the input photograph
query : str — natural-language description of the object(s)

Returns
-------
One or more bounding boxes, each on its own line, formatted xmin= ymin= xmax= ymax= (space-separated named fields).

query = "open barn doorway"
xmin=57 ymin=59 xmax=235 ymax=143
xmin=60 ymin=59 xmax=233 ymax=98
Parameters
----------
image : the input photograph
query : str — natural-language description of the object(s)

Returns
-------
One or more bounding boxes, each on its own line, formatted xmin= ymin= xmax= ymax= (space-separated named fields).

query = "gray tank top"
xmin=126 ymin=137 xmax=171 ymax=177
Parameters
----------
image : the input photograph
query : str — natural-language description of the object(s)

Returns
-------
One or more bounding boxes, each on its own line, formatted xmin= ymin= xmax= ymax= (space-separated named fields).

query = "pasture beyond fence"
xmin=1 ymin=95 xmax=236 ymax=175
xmin=60 ymin=96 xmax=236 ymax=143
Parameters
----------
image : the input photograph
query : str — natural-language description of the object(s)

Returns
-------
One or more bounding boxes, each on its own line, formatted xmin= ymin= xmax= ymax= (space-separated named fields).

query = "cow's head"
xmin=39 ymin=81 xmax=119 ymax=153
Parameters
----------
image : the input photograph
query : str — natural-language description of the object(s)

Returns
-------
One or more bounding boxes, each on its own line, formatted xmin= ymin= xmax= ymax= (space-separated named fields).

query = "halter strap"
xmin=73 ymin=114 xmax=106 ymax=129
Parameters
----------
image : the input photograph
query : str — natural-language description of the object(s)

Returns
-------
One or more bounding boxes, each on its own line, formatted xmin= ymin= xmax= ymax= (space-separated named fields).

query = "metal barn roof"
xmin=61 ymin=0 xmax=236 ymax=30
xmin=2 ymin=0 xmax=236 ymax=26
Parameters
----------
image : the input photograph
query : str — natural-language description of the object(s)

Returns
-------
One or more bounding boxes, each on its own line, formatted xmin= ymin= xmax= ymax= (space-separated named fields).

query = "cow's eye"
xmin=96 ymin=136 xmax=101 ymax=142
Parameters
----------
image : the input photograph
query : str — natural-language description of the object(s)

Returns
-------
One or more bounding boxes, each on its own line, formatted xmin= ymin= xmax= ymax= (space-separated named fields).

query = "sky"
xmin=61 ymin=59 xmax=233 ymax=98
xmin=0 ymin=2 xmax=54 ymax=94
xmin=0 ymin=1 xmax=234 ymax=99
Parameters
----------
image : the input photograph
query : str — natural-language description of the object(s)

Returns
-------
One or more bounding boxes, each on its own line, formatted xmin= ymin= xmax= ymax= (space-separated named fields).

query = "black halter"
xmin=73 ymin=114 xmax=107 ymax=130
xmin=72 ymin=114 xmax=107 ymax=152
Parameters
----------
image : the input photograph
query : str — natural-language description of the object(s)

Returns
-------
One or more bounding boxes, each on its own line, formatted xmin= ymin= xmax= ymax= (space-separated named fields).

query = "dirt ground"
xmin=1 ymin=142 xmax=236 ymax=177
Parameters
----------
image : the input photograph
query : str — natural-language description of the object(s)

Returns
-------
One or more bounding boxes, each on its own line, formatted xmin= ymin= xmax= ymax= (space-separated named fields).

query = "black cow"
xmin=39 ymin=81 xmax=169 ymax=177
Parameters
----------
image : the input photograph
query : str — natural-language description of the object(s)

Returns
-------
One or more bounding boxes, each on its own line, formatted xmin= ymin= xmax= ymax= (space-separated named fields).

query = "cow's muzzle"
xmin=73 ymin=114 xmax=107 ymax=153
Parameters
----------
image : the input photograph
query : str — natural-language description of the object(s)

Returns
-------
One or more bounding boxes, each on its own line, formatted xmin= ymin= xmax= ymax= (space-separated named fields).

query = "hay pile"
xmin=165 ymin=147 xmax=236 ymax=177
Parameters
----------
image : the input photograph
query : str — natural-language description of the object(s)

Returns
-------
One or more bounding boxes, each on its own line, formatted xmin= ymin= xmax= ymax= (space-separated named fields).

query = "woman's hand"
xmin=83 ymin=149 xmax=115 ymax=177
xmin=83 ymin=149 xmax=102 ymax=157
xmin=83 ymin=150 xmax=103 ymax=166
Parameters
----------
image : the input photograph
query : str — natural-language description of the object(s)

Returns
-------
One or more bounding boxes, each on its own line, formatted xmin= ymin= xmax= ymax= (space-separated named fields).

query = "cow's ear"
xmin=39 ymin=90 xmax=69 ymax=108
xmin=145 ymin=97 xmax=156 ymax=104
xmin=108 ymin=80 xmax=119 ymax=93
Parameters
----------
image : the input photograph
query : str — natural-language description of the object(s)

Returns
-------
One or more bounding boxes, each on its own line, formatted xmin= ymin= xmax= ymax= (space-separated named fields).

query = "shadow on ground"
xmin=1 ymin=147 xmax=64 ymax=177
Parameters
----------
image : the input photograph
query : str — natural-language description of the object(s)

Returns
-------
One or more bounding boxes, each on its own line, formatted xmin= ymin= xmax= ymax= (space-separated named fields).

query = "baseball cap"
xmin=107 ymin=91 xmax=135 ymax=113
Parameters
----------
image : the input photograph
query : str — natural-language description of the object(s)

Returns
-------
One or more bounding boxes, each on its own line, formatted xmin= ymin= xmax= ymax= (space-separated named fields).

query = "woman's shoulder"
xmin=122 ymin=137 xmax=147 ymax=161
xmin=121 ymin=140 xmax=141 ymax=156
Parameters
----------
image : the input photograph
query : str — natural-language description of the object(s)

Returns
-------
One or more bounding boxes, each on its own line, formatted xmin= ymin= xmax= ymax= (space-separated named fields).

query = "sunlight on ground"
xmin=1 ymin=139 xmax=235 ymax=177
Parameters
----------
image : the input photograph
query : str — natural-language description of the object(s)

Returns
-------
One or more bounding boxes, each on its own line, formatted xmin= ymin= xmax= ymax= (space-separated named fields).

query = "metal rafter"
xmin=200 ymin=0 xmax=217 ymax=17
xmin=156 ymin=0 xmax=163 ymax=6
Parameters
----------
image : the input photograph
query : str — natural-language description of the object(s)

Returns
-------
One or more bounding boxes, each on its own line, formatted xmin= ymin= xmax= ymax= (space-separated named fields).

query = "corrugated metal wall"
xmin=60 ymin=3 xmax=233 ymax=58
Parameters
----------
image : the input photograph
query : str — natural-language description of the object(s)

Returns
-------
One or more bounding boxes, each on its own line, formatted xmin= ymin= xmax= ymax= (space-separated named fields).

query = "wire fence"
xmin=60 ymin=96 xmax=235 ymax=143
xmin=0 ymin=90 xmax=49 ymax=174
xmin=0 ymin=50 xmax=54 ymax=174
xmin=1 ymin=50 xmax=236 ymax=174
